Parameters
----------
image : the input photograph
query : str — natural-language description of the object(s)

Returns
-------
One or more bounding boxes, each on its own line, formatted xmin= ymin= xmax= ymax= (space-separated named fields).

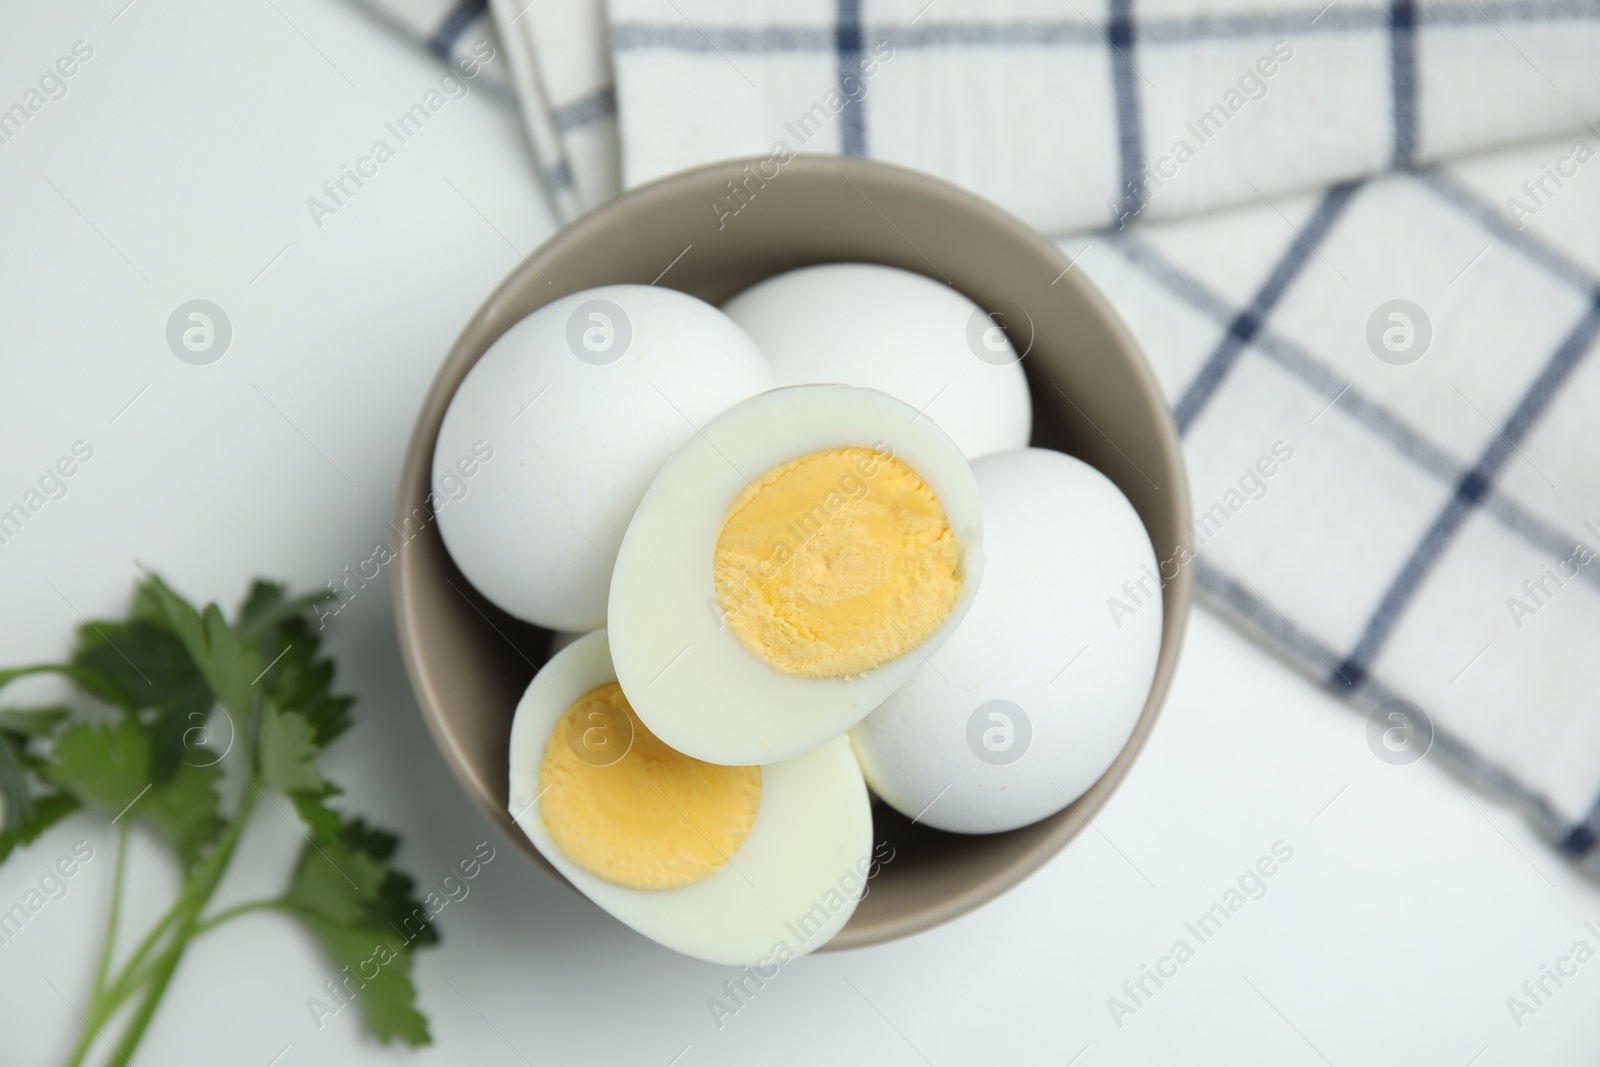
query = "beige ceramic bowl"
xmin=393 ymin=155 xmax=1192 ymax=951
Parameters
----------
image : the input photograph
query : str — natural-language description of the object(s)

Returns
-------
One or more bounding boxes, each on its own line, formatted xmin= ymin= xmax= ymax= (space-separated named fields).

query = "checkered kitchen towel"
xmin=343 ymin=0 xmax=617 ymax=219
xmin=357 ymin=0 xmax=1600 ymax=871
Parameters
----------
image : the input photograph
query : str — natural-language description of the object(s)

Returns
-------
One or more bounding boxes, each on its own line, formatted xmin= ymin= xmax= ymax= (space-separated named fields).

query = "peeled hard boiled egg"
xmin=508 ymin=631 xmax=874 ymax=965
xmin=434 ymin=285 xmax=774 ymax=631
xmin=608 ymin=384 xmax=985 ymax=767
xmin=850 ymin=448 xmax=1162 ymax=834
xmin=722 ymin=264 xmax=1033 ymax=460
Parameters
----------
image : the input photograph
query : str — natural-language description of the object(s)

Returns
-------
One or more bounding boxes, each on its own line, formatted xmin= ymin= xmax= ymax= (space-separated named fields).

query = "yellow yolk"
xmin=538 ymin=683 xmax=761 ymax=890
xmin=713 ymin=447 xmax=961 ymax=678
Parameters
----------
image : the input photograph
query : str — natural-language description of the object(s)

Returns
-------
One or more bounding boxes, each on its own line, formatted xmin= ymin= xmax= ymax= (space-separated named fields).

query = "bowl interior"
xmin=393 ymin=155 xmax=1192 ymax=951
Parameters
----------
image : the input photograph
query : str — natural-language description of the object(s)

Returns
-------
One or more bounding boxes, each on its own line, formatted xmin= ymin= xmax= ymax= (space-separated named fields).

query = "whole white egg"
xmin=849 ymin=448 xmax=1162 ymax=834
xmin=722 ymin=264 xmax=1033 ymax=460
xmin=434 ymin=285 xmax=774 ymax=631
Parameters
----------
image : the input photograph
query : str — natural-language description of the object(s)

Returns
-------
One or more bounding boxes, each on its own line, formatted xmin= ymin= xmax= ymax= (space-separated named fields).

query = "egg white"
xmin=850 ymin=448 xmax=1162 ymax=834
xmin=607 ymin=384 xmax=986 ymax=767
xmin=508 ymin=631 xmax=875 ymax=966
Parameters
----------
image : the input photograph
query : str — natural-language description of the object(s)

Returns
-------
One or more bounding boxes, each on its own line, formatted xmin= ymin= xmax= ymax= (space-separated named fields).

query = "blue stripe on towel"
xmin=1389 ymin=0 xmax=1419 ymax=164
xmin=1170 ymin=183 xmax=1360 ymax=436
xmin=428 ymin=0 xmax=486 ymax=59
xmin=553 ymin=85 xmax=618 ymax=133
xmin=1109 ymin=0 xmax=1146 ymax=223
xmin=884 ymin=21 xmax=1103 ymax=46
xmin=609 ymin=0 xmax=1600 ymax=54
xmin=611 ymin=25 xmax=834 ymax=51
xmin=1419 ymin=168 xmax=1600 ymax=292
xmin=1563 ymin=821 xmax=1597 ymax=854
xmin=544 ymin=157 xmax=574 ymax=191
xmin=837 ymin=0 xmax=866 ymax=156
xmin=1333 ymin=297 xmax=1600 ymax=690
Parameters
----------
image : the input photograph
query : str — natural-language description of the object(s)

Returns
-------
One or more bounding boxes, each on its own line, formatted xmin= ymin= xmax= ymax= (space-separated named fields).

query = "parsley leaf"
xmin=138 ymin=574 xmax=260 ymax=729
xmin=319 ymin=818 xmax=437 ymax=946
xmin=46 ymin=721 xmax=147 ymax=814
xmin=0 ymin=793 xmax=79 ymax=865
xmin=71 ymin=621 xmax=205 ymax=715
xmin=0 ymin=733 xmax=35 ymax=829
xmin=235 ymin=580 xmax=336 ymax=644
xmin=284 ymin=833 xmax=390 ymax=924
xmin=296 ymin=916 xmax=431 ymax=1046
xmin=70 ymin=617 xmax=215 ymax=782
xmin=46 ymin=720 xmax=225 ymax=871
xmin=145 ymin=692 xmax=217 ymax=782
xmin=365 ymin=870 xmax=441 ymax=950
xmin=282 ymin=818 xmax=436 ymax=1046
xmin=249 ymin=620 xmax=352 ymax=748
xmin=0 ymin=704 xmax=78 ymax=864
xmin=0 ymin=706 xmax=70 ymax=736
xmin=289 ymin=784 xmax=344 ymax=842
xmin=137 ymin=763 xmax=228 ymax=871
xmin=259 ymin=703 xmax=324 ymax=794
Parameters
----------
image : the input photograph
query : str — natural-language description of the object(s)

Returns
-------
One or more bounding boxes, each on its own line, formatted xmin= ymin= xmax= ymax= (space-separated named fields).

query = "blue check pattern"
xmin=1099 ymin=170 xmax=1600 ymax=863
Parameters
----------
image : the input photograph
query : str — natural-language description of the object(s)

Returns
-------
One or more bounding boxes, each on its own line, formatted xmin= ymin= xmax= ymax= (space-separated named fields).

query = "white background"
xmin=1 ymin=1 xmax=1598 ymax=1064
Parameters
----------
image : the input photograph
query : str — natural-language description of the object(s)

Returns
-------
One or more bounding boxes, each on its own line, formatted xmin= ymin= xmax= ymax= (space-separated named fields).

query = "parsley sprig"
xmin=0 ymin=574 xmax=437 ymax=1065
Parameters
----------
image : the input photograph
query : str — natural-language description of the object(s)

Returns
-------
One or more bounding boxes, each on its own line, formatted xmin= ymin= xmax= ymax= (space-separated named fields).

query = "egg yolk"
xmin=539 ymin=683 xmax=761 ymax=890
xmin=713 ymin=447 xmax=961 ymax=678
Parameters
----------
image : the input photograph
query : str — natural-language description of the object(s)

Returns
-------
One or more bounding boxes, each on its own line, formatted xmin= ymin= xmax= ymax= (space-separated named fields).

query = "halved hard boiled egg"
xmin=508 ymin=631 xmax=874 ymax=965
xmin=608 ymin=384 xmax=985 ymax=766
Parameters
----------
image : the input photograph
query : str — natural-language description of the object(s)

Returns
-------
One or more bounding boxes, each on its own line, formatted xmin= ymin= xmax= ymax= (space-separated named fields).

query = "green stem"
xmin=0 ymin=663 xmax=131 ymax=711
xmin=60 ymin=824 xmax=129 ymax=1067
xmin=0 ymin=663 xmax=68 ymax=689
xmin=59 ymin=1006 xmax=102 ymax=1067
xmin=192 ymin=897 xmax=283 ymax=936
xmin=98 ymin=896 xmax=187 ymax=1012
xmin=99 ymin=932 xmax=189 ymax=1067
xmin=91 ymin=823 xmax=129 ymax=1006
xmin=91 ymin=781 xmax=258 ymax=1067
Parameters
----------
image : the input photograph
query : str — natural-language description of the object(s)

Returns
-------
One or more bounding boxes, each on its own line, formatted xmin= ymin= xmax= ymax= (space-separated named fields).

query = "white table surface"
xmin=3 ymin=2 xmax=1598 ymax=1064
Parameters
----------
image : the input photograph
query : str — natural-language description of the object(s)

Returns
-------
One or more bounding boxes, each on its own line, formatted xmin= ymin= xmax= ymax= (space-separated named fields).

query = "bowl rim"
xmin=392 ymin=153 xmax=1193 ymax=952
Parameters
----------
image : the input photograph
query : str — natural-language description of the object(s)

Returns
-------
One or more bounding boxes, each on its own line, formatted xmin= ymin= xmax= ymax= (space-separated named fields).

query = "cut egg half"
xmin=508 ymin=631 xmax=874 ymax=966
xmin=608 ymin=384 xmax=985 ymax=766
